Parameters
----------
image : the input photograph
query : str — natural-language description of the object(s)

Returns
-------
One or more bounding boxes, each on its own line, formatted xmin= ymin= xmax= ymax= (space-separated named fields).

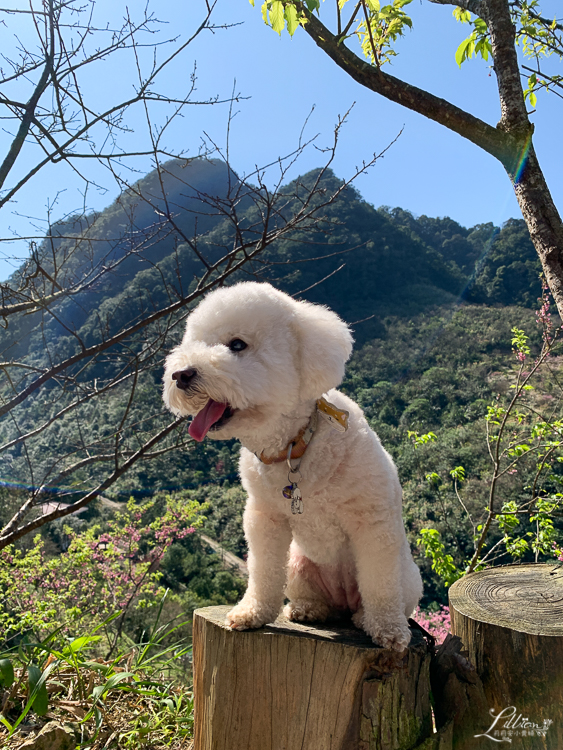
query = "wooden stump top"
xmin=449 ymin=562 xmax=563 ymax=636
xmin=195 ymin=604 xmax=409 ymax=650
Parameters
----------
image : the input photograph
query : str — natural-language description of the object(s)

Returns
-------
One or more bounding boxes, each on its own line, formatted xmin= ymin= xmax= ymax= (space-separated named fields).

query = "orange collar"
xmin=257 ymin=397 xmax=349 ymax=465
xmin=258 ymin=422 xmax=311 ymax=465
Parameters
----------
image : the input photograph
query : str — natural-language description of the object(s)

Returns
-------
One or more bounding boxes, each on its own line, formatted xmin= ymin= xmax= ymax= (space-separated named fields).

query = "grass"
xmin=0 ymin=598 xmax=195 ymax=749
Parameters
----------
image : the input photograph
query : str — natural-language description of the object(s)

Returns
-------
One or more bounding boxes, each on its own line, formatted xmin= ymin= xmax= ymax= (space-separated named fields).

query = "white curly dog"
xmin=163 ymin=282 xmax=422 ymax=651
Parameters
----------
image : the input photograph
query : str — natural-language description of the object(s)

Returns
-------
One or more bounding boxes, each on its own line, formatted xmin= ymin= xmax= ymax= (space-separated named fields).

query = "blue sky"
xmin=0 ymin=0 xmax=560 ymax=279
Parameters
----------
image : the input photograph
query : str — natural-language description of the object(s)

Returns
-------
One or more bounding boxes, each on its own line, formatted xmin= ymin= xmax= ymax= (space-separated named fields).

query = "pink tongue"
xmin=188 ymin=399 xmax=228 ymax=442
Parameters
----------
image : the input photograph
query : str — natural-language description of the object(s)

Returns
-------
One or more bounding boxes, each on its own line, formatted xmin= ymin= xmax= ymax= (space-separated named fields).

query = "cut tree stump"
xmin=449 ymin=563 xmax=563 ymax=750
xmin=429 ymin=634 xmax=489 ymax=750
xmin=192 ymin=605 xmax=432 ymax=750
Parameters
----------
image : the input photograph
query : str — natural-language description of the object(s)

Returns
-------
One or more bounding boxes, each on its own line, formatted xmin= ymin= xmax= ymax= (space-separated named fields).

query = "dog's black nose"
xmin=172 ymin=368 xmax=197 ymax=390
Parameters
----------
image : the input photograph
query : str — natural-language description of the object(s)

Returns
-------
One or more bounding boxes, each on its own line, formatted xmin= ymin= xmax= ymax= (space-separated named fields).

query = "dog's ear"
xmin=292 ymin=300 xmax=353 ymax=401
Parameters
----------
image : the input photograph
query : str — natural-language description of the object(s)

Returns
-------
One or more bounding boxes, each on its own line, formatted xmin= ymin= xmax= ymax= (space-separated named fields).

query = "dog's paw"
xmin=373 ymin=622 xmax=411 ymax=652
xmin=284 ymin=599 xmax=329 ymax=624
xmin=354 ymin=609 xmax=411 ymax=652
xmin=225 ymin=602 xmax=275 ymax=631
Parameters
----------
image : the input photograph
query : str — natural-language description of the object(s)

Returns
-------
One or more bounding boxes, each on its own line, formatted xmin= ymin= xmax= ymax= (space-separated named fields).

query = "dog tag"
xmin=316 ymin=397 xmax=349 ymax=432
xmin=290 ymin=485 xmax=303 ymax=515
xmin=283 ymin=484 xmax=304 ymax=514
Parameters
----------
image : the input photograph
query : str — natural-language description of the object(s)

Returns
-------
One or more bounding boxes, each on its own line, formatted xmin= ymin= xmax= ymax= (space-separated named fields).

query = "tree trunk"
xmin=192 ymin=605 xmax=433 ymax=750
xmin=511 ymin=146 xmax=563 ymax=316
xmin=449 ymin=563 xmax=563 ymax=749
xmin=485 ymin=0 xmax=563 ymax=316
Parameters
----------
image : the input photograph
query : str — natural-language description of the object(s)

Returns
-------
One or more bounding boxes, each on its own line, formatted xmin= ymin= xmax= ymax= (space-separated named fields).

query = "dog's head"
xmin=162 ymin=282 xmax=352 ymax=444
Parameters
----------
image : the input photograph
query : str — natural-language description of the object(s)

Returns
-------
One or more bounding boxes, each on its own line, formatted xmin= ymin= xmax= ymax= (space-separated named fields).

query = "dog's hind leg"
xmin=284 ymin=542 xmax=332 ymax=624
xmin=342 ymin=516 xmax=412 ymax=651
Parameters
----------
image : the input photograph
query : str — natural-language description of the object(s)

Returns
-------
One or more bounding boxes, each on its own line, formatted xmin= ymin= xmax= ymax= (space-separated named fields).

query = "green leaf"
xmin=475 ymin=37 xmax=490 ymax=60
xmin=453 ymin=7 xmax=471 ymax=23
xmin=249 ymin=0 xmax=255 ymax=5
xmin=285 ymin=3 xmax=299 ymax=36
xmin=450 ymin=465 xmax=466 ymax=482
xmin=62 ymin=635 xmax=102 ymax=656
xmin=425 ymin=471 xmax=440 ymax=485
xmin=455 ymin=38 xmax=471 ymax=67
xmin=81 ymin=660 xmax=113 ymax=674
xmin=270 ymin=0 xmax=285 ymax=34
xmin=91 ymin=672 xmax=135 ymax=704
xmin=417 ymin=528 xmax=463 ymax=587
xmin=508 ymin=444 xmax=530 ymax=457
xmin=365 ymin=0 xmax=381 ymax=11
xmin=0 ymin=659 xmax=14 ymax=688
xmin=473 ymin=18 xmax=488 ymax=33
xmin=27 ymin=665 xmax=49 ymax=717
xmin=0 ymin=715 xmax=13 ymax=732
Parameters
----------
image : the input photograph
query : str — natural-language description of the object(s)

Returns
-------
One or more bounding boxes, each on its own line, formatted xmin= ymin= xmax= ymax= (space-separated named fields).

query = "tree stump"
xmin=192 ymin=605 xmax=432 ymax=750
xmin=449 ymin=563 xmax=563 ymax=749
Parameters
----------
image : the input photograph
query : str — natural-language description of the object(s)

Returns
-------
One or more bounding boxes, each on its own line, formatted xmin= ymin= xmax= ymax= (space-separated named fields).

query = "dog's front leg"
xmin=226 ymin=505 xmax=292 ymax=631
xmin=344 ymin=518 xmax=411 ymax=652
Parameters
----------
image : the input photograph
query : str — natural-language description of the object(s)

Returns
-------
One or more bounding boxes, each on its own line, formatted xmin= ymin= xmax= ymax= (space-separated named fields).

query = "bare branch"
xmin=0 ymin=418 xmax=182 ymax=547
xmin=297 ymin=4 xmax=512 ymax=167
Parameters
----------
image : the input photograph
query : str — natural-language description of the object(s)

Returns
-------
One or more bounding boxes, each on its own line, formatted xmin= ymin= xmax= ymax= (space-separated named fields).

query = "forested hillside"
xmin=0 ymin=158 xmax=541 ymax=367
xmin=1 ymin=157 xmax=558 ymax=608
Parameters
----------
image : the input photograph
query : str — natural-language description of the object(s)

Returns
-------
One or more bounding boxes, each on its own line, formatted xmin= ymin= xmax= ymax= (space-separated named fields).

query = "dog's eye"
xmin=228 ymin=338 xmax=247 ymax=352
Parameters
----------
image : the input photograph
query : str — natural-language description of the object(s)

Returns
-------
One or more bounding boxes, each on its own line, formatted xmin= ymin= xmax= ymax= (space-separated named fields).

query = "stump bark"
xmin=449 ymin=563 xmax=563 ymax=750
xmin=192 ymin=605 xmax=432 ymax=750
